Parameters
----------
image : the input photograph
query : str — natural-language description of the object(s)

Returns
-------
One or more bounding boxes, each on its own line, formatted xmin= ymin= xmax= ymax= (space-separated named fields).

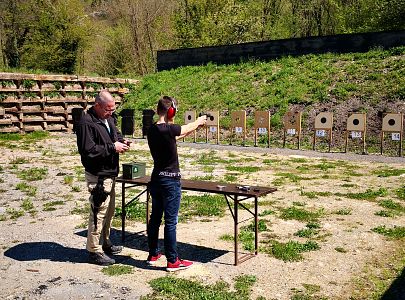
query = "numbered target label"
xmin=287 ymin=128 xmax=296 ymax=135
xmin=316 ymin=129 xmax=326 ymax=137
xmin=351 ymin=131 xmax=362 ymax=139
xmin=258 ymin=127 xmax=267 ymax=135
xmin=392 ymin=133 xmax=401 ymax=141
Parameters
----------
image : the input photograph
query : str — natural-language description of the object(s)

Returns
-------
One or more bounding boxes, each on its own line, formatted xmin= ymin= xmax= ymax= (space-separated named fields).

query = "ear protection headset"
xmin=166 ymin=98 xmax=177 ymax=119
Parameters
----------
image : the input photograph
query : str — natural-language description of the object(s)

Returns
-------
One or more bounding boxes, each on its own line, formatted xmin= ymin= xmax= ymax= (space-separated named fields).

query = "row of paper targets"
xmin=183 ymin=111 xmax=404 ymax=156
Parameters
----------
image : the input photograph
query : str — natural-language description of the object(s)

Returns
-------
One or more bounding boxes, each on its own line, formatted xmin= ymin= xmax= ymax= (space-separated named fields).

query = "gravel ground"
xmin=0 ymin=133 xmax=404 ymax=300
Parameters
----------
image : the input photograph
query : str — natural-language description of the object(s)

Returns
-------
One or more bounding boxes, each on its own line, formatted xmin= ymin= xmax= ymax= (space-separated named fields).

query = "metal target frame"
xmin=313 ymin=112 xmax=333 ymax=152
xmin=230 ymin=110 xmax=246 ymax=145
xmin=380 ymin=113 xmax=403 ymax=156
xmin=254 ymin=111 xmax=271 ymax=147
xmin=283 ymin=111 xmax=302 ymax=149
xmin=204 ymin=111 xmax=220 ymax=144
xmin=345 ymin=113 xmax=367 ymax=154
xmin=183 ymin=110 xmax=197 ymax=142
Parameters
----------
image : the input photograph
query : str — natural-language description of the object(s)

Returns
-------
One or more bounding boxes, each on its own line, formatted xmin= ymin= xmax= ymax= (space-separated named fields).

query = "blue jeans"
xmin=148 ymin=176 xmax=181 ymax=263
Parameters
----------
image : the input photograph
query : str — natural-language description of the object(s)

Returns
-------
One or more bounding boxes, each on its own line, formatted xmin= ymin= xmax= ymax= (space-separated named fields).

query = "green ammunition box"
xmin=122 ymin=162 xmax=146 ymax=179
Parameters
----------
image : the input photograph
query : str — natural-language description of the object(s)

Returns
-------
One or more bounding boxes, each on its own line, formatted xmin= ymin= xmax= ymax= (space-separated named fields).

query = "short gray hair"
xmin=95 ymin=89 xmax=114 ymax=105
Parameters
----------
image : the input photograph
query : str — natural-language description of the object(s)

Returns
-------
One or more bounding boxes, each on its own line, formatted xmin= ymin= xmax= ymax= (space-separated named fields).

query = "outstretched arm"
xmin=176 ymin=115 xmax=207 ymax=140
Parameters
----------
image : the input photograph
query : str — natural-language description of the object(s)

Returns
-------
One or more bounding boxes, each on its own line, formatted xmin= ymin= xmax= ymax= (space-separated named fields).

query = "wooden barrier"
xmin=0 ymin=72 xmax=138 ymax=133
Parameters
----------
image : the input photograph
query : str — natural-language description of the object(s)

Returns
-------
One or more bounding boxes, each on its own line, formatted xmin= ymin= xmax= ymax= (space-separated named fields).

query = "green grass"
xmin=18 ymin=167 xmax=48 ymax=181
xmin=263 ymin=240 xmax=320 ymax=262
xmin=15 ymin=182 xmax=37 ymax=196
xmin=225 ymin=165 xmax=260 ymax=173
xmin=102 ymin=264 xmax=133 ymax=276
xmin=63 ymin=175 xmax=74 ymax=185
xmin=43 ymin=200 xmax=64 ymax=211
xmin=334 ymin=208 xmax=352 ymax=215
xmin=396 ymin=186 xmax=405 ymax=200
xmin=115 ymin=201 xmax=145 ymax=222
xmin=141 ymin=275 xmax=257 ymax=300
xmin=280 ymin=206 xmax=323 ymax=222
xmin=180 ymin=194 xmax=227 ymax=220
xmin=10 ymin=157 xmax=29 ymax=165
xmin=372 ymin=225 xmax=405 ymax=239
xmin=7 ymin=208 xmax=25 ymax=219
xmin=373 ymin=168 xmax=405 ymax=177
xmin=335 ymin=188 xmax=388 ymax=201
xmin=21 ymin=198 xmax=34 ymax=211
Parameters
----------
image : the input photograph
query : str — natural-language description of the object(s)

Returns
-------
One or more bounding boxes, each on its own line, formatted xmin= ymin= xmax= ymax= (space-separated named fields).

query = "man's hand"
xmin=114 ymin=141 xmax=129 ymax=153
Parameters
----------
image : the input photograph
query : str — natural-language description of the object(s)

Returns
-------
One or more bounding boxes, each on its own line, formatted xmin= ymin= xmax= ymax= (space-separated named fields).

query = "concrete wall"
xmin=157 ymin=30 xmax=405 ymax=71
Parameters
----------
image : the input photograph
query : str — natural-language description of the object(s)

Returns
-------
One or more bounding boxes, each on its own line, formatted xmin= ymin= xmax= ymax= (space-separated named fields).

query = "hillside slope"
xmin=122 ymin=47 xmax=404 ymax=152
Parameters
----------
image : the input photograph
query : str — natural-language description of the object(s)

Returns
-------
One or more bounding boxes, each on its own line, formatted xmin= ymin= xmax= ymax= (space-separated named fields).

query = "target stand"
xmin=345 ymin=113 xmax=367 ymax=154
xmin=204 ymin=111 xmax=220 ymax=144
xmin=313 ymin=112 xmax=333 ymax=152
xmin=230 ymin=111 xmax=246 ymax=146
xmin=380 ymin=113 xmax=403 ymax=156
xmin=283 ymin=111 xmax=302 ymax=149
xmin=254 ymin=111 xmax=271 ymax=147
xmin=183 ymin=110 xmax=197 ymax=142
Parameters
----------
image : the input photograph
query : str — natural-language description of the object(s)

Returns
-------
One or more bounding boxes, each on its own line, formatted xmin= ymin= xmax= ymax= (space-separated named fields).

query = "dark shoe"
xmin=146 ymin=253 xmax=163 ymax=266
xmin=166 ymin=258 xmax=193 ymax=272
xmin=102 ymin=245 xmax=123 ymax=255
xmin=89 ymin=252 xmax=115 ymax=266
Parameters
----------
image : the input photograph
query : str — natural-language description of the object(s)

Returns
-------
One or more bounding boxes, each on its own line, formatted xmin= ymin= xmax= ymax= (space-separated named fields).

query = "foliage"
xmin=264 ymin=240 xmax=320 ymax=261
xmin=102 ymin=264 xmax=133 ymax=276
xmin=18 ymin=167 xmax=48 ymax=181
xmin=142 ymin=275 xmax=257 ymax=300
xmin=372 ymin=225 xmax=405 ymax=239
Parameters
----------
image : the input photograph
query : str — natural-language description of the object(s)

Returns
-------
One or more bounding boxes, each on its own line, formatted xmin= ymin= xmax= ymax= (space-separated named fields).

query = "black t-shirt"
xmin=147 ymin=123 xmax=181 ymax=179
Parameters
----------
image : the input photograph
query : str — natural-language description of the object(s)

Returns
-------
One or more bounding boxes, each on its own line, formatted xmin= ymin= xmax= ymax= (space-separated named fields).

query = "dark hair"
xmin=157 ymin=96 xmax=176 ymax=116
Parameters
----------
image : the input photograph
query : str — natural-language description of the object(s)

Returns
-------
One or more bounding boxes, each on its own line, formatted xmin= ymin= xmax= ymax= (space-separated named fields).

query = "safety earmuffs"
xmin=167 ymin=100 xmax=177 ymax=119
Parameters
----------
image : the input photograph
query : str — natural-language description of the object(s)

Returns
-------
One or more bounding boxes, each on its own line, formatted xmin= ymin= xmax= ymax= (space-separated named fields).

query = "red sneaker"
xmin=166 ymin=258 xmax=193 ymax=272
xmin=147 ymin=253 xmax=163 ymax=266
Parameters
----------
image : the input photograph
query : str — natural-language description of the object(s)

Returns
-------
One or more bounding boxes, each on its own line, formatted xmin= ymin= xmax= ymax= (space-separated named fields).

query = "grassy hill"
xmin=122 ymin=46 xmax=404 ymax=153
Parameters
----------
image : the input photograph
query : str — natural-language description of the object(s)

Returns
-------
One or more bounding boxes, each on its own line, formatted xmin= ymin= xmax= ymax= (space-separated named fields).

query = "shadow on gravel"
xmin=4 ymin=242 xmax=88 ymax=263
xmin=75 ymin=228 xmax=229 ymax=266
xmin=381 ymin=266 xmax=405 ymax=300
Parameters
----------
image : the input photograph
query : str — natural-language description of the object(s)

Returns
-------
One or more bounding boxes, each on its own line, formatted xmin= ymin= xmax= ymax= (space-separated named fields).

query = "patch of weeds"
xmin=15 ymin=182 xmax=37 ymax=196
xmin=10 ymin=157 xmax=29 ymax=165
xmin=143 ymin=274 xmax=257 ymax=300
xmin=190 ymin=174 xmax=214 ymax=181
xmin=102 ymin=264 xmax=133 ymax=276
xmin=75 ymin=221 xmax=88 ymax=229
xmin=64 ymin=175 xmax=74 ymax=185
xmin=372 ymin=225 xmax=405 ymax=239
xmin=395 ymin=186 xmax=405 ymax=200
xmin=280 ymin=206 xmax=323 ymax=222
xmin=334 ymin=208 xmax=352 ymax=215
xmin=300 ymin=190 xmax=318 ymax=199
xmin=115 ymin=201 xmax=145 ymax=222
xmin=290 ymin=158 xmax=309 ymax=163
xmin=375 ymin=210 xmax=401 ymax=217
xmin=21 ymin=198 xmax=34 ymax=211
xmin=202 ymin=165 xmax=214 ymax=173
xmin=195 ymin=151 xmax=228 ymax=165
xmin=263 ymin=158 xmax=280 ymax=165
xmin=71 ymin=186 xmax=81 ymax=192
xmin=373 ymin=168 xmax=405 ymax=177
xmin=335 ymin=188 xmax=388 ymax=201
xmin=263 ymin=240 xmax=320 ymax=262
xmin=335 ymin=247 xmax=348 ymax=253
xmin=293 ymin=201 xmax=306 ymax=206
xmin=379 ymin=199 xmax=404 ymax=211
xmin=224 ymin=173 xmax=238 ymax=182
xmin=180 ymin=194 xmax=227 ymax=220
xmin=225 ymin=165 xmax=260 ymax=173
xmin=43 ymin=200 xmax=64 ymax=211
xmin=295 ymin=222 xmax=321 ymax=238
xmin=7 ymin=208 xmax=25 ymax=219
xmin=259 ymin=209 xmax=276 ymax=216
xmin=313 ymin=162 xmax=337 ymax=171
xmin=0 ymin=214 xmax=6 ymax=221
xmin=341 ymin=183 xmax=357 ymax=188
xmin=219 ymin=234 xmax=233 ymax=241
xmin=18 ymin=167 xmax=48 ymax=181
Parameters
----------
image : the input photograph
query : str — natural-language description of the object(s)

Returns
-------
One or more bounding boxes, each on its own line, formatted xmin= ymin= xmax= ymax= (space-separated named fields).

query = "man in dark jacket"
xmin=76 ymin=90 xmax=130 ymax=265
